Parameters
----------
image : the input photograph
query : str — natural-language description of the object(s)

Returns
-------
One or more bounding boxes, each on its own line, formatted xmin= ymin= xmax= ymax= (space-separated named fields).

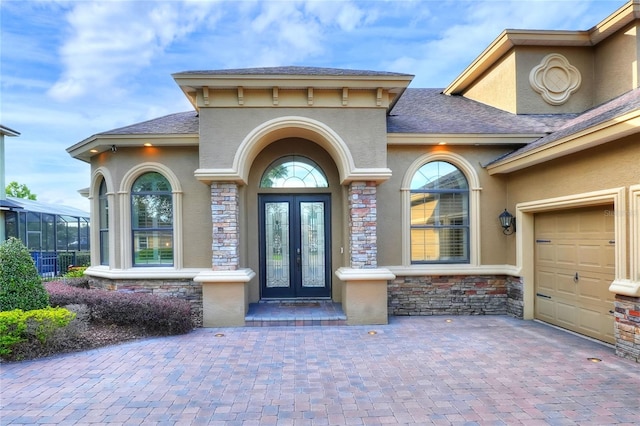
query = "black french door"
xmin=259 ymin=194 xmax=331 ymax=298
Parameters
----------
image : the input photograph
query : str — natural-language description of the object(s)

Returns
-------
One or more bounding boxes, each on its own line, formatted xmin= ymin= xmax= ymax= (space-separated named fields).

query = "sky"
xmin=0 ymin=0 xmax=628 ymax=212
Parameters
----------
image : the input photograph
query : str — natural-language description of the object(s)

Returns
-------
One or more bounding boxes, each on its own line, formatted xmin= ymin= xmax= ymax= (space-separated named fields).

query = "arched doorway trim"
xmin=234 ymin=116 xmax=354 ymax=185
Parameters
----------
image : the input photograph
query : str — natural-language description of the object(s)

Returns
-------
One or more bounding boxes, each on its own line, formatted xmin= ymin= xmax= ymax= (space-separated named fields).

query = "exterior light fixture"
xmin=144 ymin=143 xmax=153 ymax=147
xmin=499 ymin=209 xmax=516 ymax=235
xmin=89 ymin=149 xmax=98 ymax=153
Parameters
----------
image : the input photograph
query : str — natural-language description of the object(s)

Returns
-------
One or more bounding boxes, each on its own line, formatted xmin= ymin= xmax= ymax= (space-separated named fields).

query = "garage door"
xmin=534 ymin=206 xmax=615 ymax=344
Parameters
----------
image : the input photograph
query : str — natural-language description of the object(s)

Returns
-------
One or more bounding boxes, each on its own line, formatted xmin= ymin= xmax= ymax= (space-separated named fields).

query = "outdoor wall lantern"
xmin=499 ymin=209 xmax=516 ymax=235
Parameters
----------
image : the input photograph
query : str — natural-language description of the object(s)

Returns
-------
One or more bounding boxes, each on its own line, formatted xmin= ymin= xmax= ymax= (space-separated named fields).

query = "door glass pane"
xmin=265 ymin=202 xmax=290 ymax=288
xmin=301 ymin=202 xmax=325 ymax=287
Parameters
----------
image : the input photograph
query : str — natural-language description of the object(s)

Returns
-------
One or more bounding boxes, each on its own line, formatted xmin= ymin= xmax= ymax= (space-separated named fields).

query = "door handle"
xmin=574 ymin=272 xmax=579 ymax=283
xmin=296 ymin=248 xmax=301 ymax=265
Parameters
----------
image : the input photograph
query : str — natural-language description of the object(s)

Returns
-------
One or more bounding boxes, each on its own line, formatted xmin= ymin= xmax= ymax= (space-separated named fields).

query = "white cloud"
xmin=47 ymin=0 xmax=221 ymax=102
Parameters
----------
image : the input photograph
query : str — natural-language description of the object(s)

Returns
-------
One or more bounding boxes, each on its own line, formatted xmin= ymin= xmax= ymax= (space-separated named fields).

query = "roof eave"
xmin=67 ymin=133 xmax=199 ymax=163
xmin=387 ymin=133 xmax=544 ymax=145
xmin=172 ymin=72 xmax=415 ymax=112
xmin=0 ymin=125 xmax=21 ymax=137
xmin=486 ymin=109 xmax=640 ymax=174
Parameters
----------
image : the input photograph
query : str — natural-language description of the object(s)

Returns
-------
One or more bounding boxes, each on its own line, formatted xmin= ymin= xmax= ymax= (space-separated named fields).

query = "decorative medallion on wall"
xmin=529 ymin=53 xmax=581 ymax=105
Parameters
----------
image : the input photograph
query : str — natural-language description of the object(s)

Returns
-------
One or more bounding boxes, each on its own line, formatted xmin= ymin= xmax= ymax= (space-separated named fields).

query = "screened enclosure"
xmin=2 ymin=197 xmax=90 ymax=276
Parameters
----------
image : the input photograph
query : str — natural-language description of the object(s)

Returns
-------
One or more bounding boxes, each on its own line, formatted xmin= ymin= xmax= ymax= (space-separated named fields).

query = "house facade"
xmin=67 ymin=1 xmax=640 ymax=362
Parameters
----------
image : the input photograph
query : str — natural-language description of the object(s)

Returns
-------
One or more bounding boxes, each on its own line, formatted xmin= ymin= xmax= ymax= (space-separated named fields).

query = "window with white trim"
xmin=410 ymin=161 xmax=469 ymax=263
xmin=98 ymin=179 xmax=109 ymax=265
xmin=131 ymin=172 xmax=173 ymax=266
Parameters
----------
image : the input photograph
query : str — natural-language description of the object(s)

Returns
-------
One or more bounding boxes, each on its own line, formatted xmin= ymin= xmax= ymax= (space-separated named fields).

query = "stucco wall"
xmin=515 ymin=46 xmax=594 ymax=114
xmin=91 ymin=146 xmax=212 ymax=269
xmin=379 ymin=145 xmax=513 ymax=267
xmin=594 ymin=22 xmax=640 ymax=105
xmin=463 ymin=51 xmax=518 ymax=113
xmin=198 ymin=107 xmax=389 ymax=174
xmin=504 ymin=136 xmax=640 ymax=267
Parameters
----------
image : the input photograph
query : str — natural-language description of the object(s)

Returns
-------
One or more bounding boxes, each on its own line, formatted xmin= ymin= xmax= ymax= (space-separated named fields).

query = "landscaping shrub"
xmin=62 ymin=266 xmax=89 ymax=288
xmin=0 ymin=238 xmax=49 ymax=311
xmin=0 ymin=307 xmax=76 ymax=359
xmin=45 ymin=282 xmax=193 ymax=335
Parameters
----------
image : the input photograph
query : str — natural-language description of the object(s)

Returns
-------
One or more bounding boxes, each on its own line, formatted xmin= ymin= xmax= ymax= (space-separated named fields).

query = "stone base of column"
xmin=336 ymin=267 xmax=395 ymax=325
xmin=613 ymin=294 xmax=640 ymax=363
xmin=195 ymin=269 xmax=255 ymax=327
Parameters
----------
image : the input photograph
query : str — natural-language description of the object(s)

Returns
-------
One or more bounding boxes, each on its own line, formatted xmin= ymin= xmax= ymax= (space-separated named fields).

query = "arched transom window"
xmin=410 ymin=161 xmax=469 ymax=263
xmin=131 ymin=172 xmax=173 ymax=266
xmin=260 ymin=156 xmax=328 ymax=188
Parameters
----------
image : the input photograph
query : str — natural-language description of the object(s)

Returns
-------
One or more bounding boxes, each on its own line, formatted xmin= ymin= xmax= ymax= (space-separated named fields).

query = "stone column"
xmin=348 ymin=181 xmax=377 ymax=268
xmin=197 ymin=182 xmax=254 ymax=327
xmin=337 ymin=181 xmax=394 ymax=325
xmin=613 ymin=294 xmax=640 ymax=363
xmin=211 ymin=182 xmax=239 ymax=270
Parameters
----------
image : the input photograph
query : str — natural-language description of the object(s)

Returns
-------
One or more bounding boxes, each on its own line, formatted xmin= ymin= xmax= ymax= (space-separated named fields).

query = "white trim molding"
xmin=610 ymin=184 xmax=640 ymax=297
xmin=89 ymin=168 xmax=116 ymax=269
xmin=387 ymin=264 xmax=519 ymax=277
xmin=516 ymin=187 xmax=627 ymax=319
xmin=400 ymin=152 xmax=482 ymax=266
xmin=85 ymin=266 xmax=209 ymax=280
xmin=194 ymin=268 xmax=256 ymax=283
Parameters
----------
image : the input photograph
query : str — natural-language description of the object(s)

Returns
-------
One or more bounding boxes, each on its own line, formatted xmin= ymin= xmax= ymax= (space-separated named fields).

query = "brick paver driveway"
xmin=1 ymin=316 xmax=639 ymax=425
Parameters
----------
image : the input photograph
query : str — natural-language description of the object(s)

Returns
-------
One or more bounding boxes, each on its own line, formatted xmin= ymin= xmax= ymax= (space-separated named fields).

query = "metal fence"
xmin=30 ymin=251 xmax=90 ymax=277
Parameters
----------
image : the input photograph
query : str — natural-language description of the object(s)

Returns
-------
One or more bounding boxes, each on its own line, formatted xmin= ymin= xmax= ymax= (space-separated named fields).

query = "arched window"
xmin=410 ymin=161 xmax=469 ymax=263
xmin=98 ymin=179 xmax=109 ymax=266
xmin=260 ymin=156 xmax=328 ymax=188
xmin=131 ymin=172 xmax=173 ymax=266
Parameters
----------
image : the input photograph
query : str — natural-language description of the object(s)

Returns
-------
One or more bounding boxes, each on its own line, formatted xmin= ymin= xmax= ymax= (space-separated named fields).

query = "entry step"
xmin=245 ymin=300 xmax=347 ymax=326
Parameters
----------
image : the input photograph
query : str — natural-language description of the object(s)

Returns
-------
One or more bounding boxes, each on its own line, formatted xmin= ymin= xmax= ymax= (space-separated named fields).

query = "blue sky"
xmin=0 ymin=0 xmax=627 ymax=212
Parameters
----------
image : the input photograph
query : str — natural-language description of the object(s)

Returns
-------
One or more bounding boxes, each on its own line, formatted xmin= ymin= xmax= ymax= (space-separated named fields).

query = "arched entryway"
xmin=247 ymin=139 xmax=343 ymax=301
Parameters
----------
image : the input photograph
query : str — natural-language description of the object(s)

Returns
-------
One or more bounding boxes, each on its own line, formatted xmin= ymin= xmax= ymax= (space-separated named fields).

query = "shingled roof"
xmin=387 ymin=89 xmax=574 ymax=134
xmin=492 ymin=88 xmax=640 ymax=164
xmin=173 ymin=66 xmax=412 ymax=78
xmin=100 ymin=111 xmax=199 ymax=135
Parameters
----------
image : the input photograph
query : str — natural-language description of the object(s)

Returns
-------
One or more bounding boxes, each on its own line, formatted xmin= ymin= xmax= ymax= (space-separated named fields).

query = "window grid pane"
xmin=410 ymin=161 xmax=470 ymax=264
xmin=131 ymin=173 xmax=173 ymax=266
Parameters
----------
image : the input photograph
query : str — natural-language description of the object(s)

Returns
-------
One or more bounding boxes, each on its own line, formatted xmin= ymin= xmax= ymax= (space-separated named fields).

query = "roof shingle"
xmin=387 ymin=89 xmax=574 ymax=134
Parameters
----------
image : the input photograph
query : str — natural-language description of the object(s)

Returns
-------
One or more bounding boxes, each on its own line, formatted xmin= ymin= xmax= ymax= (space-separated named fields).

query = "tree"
xmin=5 ymin=181 xmax=36 ymax=200
xmin=0 ymin=237 xmax=49 ymax=311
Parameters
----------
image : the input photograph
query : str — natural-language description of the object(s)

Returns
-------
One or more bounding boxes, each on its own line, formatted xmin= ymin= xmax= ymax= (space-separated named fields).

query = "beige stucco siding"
xmin=505 ymin=136 xmax=639 ymax=267
xmin=379 ymin=145 xmax=514 ymax=267
xmin=463 ymin=51 xmax=518 ymax=113
xmin=92 ymin=146 xmax=212 ymax=269
xmin=198 ymin=107 xmax=389 ymax=174
xmin=515 ymin=47 xmax=594 ymax=114
xmin=594 ymin=22 xmax=640 ymax=105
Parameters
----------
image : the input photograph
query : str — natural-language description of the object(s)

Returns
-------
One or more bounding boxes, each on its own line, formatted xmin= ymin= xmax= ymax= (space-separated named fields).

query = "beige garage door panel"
xmin=534 ymin=206 xmax=615 ymax=344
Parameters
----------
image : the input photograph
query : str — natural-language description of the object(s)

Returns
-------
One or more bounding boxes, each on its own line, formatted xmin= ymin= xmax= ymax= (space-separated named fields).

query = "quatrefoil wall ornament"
xmin=529 ymin=53 xmax=581 ymax=105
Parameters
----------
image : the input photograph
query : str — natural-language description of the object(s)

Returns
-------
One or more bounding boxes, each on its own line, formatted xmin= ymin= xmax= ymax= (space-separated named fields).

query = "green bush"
xmin=63 ymin=266 xmax=87 ymax=278
xmin=0 ymin=307 xmax=76 ymax=358
xmin=0 ymin=310 xmax=27 ymax=356
xmin=0 ymin=238 xmax=49 ymax=311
